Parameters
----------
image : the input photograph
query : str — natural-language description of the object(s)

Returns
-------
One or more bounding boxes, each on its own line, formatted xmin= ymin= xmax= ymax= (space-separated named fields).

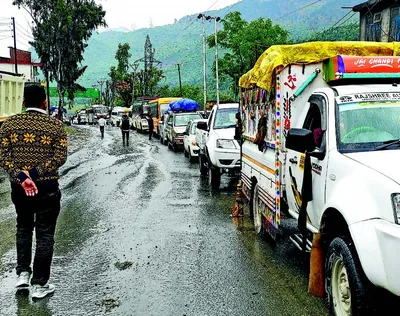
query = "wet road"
xmin=0 ymin=124 xmax=328 ymax=316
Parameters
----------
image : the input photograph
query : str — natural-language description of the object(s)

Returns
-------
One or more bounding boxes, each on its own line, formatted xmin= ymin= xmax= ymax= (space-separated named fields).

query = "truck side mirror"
xmin=197 ymin=121 xmax=207 ymax=131
xmin=286 ymin=128 xmax=315 ymax=153
xmin=167 ymin=121 xmax=172 ymax=126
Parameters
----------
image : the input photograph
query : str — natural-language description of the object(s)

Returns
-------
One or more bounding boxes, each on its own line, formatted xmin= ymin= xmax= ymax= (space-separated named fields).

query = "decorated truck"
xmin=0 ymin=71 xmax=25 ymax=126
xmin=239 ymin=41 xmax=400 ymax=315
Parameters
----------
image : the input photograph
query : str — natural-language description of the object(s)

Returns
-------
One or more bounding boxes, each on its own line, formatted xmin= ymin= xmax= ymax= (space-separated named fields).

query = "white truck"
xmin=196 ymin=103 xmax=240 ymax=189
xmin=0 ymin=71 xmax=25 ymax=126
xmin=239 ymin=42 xmax=400 ymax=315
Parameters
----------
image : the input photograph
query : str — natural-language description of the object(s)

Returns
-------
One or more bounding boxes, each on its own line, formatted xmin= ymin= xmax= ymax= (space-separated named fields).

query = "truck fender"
xmin=205 ymin=145 xmax=217 ymax=167
xmin=323 ymin=182 xmax=393 ymax=293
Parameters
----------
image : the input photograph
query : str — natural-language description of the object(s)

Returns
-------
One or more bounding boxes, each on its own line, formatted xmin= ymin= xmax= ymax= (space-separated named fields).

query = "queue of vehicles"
xmin=114 ymin=41 xmax=400 ymax=315
xmin=59 ymin=40 xmax=400 ymax=315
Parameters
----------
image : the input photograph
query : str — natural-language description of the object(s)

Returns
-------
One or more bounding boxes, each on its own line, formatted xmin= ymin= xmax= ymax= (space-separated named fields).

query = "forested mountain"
xmin=80 ymin=0 xmax=361 ymax=89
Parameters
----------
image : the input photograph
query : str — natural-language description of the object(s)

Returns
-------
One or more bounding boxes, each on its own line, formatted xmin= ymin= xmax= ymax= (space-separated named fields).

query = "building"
xmin=0 ymin=47 xmax=41 ymax=82
xmin=353 ymin=0 xmax=400 ymax=42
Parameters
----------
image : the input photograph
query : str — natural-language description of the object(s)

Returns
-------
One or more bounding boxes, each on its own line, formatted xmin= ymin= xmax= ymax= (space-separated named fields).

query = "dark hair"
xmin=24 ymin=85 xmax=46 ymax=108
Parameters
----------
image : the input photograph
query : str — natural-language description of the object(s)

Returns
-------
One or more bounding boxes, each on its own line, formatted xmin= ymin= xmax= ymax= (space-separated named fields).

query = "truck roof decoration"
xmin=239 ymin=41 xmax=400 ymax=92
xmin=324 ymin=55 xmax=400 ymax=81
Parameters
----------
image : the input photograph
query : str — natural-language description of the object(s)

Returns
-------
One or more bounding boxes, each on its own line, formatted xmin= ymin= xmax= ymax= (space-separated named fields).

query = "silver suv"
xmin=165 ymin=112 xmax=203 ymax=151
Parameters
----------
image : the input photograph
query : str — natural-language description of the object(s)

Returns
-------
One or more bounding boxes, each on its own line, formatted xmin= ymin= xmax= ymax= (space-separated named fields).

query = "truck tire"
xmin=199 ymin=153 xmax=208 ymax=176
xmin=210 ymin=165 xmax=221 ymax=189
xmin=252 ymin=184 xmax=266 ymax=237
xmin=189 ymin=150 xmax=195 ymax=163
xmin=325 ymin=237 xmax=375 ymax=316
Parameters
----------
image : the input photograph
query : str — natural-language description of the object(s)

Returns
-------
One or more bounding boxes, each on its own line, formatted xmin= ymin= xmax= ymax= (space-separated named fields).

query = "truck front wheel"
xmin=210 ymin=165 xmax=221 ymax=189
xmin=325 ymin=237 xmax=374 ymax=316
xmin=199 ymin=153 xmax=208 ymax=176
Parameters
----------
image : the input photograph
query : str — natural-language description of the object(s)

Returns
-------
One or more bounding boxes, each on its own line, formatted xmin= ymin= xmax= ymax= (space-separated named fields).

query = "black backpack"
xmin=121 ymin=116 xmax=130 ymax=129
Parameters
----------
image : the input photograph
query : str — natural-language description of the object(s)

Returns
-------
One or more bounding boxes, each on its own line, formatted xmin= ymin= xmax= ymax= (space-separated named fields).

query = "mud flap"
xmin=308 ymin=233 xmax=324 ymax=297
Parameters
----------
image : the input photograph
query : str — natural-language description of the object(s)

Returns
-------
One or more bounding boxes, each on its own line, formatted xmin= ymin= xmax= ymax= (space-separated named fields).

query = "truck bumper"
xmin=212 ymin=148 xmax=241 ymax=169
xmin=350 ymin=219 xmax=400 ymax=296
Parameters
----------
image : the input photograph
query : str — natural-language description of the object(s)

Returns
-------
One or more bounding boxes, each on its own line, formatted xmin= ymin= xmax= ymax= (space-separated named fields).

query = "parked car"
xmin=183 ymin=119 xmax=206 ymax=162
xmin=110 ymin=107 xmax=131 ymax=127
xmin=196 ymin=103 xmax=240 ymax=189
xmin=165 ymin=111 xmax=203 ymax=151
xmin=159 ymin=113 xmax=169 ymax=145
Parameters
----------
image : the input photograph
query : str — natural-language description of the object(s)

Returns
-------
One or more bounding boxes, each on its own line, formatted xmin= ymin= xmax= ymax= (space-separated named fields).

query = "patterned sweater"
xmin=0 ymin=109 xmax=68 ymax=183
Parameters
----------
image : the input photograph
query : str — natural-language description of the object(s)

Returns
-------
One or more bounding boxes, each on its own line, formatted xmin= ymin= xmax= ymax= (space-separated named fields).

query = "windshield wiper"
xmin=374 ymin=139 xmax=400 ymax=151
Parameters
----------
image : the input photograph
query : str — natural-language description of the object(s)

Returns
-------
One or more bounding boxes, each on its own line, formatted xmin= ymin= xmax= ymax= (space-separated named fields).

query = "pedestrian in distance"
xmin=147 ymin=112 xmax=154 ymax=140
xmin=98 ymin=115 xmax=106 ymax=139
xmin=0 ymin=85 xmax=68 ymax=299
xmin=120 ymin=109 xmax=131 ymax=146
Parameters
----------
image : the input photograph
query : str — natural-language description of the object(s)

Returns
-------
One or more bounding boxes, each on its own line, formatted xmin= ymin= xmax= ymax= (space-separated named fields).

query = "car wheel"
xmin=325 ymin=237 xmax=375 ymax=316
xmin=210 ymin=165 xmax=221 ymax=189
xmin=199 ymin=153 xmax=208 ymax=175
xmin=184 ymin=146 xmax=189 ymax=157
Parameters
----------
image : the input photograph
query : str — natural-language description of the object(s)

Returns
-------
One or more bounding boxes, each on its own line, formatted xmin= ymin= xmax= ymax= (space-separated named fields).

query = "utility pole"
xmin=11 ymin=17 xmax=18 ymax=74
xmin=197 ymin=14 xmax=207 ymax=111
xmin=204 ymin=15 xmax=220 ymax=105
xmin=177 ymin=63 xmax=182 ymax=97
xmin=97 ymin=79 xmax=106 ymax=104
xmin=213 ymin=17 xmax=221 ymax=105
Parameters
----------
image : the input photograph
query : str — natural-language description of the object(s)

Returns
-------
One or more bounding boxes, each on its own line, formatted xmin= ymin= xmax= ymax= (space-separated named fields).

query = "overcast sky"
xmin=0 ymin=0 xmax=241 ymax=57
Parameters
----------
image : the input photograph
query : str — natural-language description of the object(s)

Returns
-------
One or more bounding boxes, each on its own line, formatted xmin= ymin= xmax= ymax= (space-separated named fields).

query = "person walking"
xmin=0 ymin=85 xmax=68 ymax=299
xmin=120 ymin=109 xmax=131 ymax=146
xmin=98 ymin=115 xmax=106 ymax=139
xmin=147 ymin=112 xmax=154 ymax=140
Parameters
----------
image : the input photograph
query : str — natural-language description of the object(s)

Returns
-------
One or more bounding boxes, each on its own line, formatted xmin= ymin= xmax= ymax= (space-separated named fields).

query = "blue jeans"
xmin=11 ymin=181 xmax=61 ymax=286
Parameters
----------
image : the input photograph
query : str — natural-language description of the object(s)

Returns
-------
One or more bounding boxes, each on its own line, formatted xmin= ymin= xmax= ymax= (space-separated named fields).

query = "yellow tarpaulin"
xmin=239 ymin=41 xmax=400 ymax=92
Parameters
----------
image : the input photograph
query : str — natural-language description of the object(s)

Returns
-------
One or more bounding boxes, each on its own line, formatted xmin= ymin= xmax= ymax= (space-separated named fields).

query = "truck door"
xmin=285 ymin=95 xmax=328 ymax=228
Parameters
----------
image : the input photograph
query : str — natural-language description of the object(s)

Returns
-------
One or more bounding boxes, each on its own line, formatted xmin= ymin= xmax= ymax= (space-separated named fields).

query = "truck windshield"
xmin=337 ymin=96 xmax=400 ymax=153
xmin=214 ymin=108 xmax=238 ymax=129
xmin=174 ymin=113 xmax=202 ymax=126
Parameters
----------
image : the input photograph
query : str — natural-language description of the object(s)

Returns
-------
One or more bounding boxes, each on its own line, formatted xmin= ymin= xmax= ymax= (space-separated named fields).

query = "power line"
xmin=16 ymin=30 xmax=33 ymax=42
xmin=275 ymin=0 xmax=322 ymax=20
xmin=329 ymin=10 xmax=353 ymax=29
xmin=16 ymin=22 xmax=33 ymax=37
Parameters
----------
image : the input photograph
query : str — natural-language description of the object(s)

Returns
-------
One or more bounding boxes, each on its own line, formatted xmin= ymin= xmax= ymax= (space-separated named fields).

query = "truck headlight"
xmin=391 ymin=194 xmax=400 ymax=224
xmin=216 ymin=139 xmax=236 ymax=149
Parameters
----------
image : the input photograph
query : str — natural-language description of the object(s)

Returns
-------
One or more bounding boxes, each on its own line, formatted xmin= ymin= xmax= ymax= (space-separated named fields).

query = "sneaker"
xmin=31 ymin=283 xmax=55 ymax=299
xmin=15 ymin=272 xmax=30 ymax=289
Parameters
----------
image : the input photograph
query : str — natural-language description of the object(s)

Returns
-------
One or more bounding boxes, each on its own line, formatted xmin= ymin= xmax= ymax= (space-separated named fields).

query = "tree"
xmin=303 ymin=22 xmax=359 ymax=42
xmin=13 ymin=0 xmax=106 ymax=118
xmin=102 ymin=80 xmax=116 ymax=109
xmin=110 ymin=43 xmax=133 ymax=107
xmin=207 ymin=11 xmax=290 ymax=97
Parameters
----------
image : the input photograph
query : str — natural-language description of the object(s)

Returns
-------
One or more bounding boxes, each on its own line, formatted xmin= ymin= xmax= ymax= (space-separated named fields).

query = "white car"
xmin=135 ymin=116 xmax=149 ymax=133
xmin=196 ymin=103 xmax=240 ymax=189
xmin=159 ymin=113 xmax=169 ymax=145
xmin=183 ymin=119 xmax=206 ymax=162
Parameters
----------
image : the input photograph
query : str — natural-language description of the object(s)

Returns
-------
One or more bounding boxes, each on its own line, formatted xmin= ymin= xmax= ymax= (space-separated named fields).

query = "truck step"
xmin=289 ymin=234 xmax=312 ymax=253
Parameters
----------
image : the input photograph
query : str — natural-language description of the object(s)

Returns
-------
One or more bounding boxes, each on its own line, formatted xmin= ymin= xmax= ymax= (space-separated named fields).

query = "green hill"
xmin=77 ymin=0 xmax=361 ymax=89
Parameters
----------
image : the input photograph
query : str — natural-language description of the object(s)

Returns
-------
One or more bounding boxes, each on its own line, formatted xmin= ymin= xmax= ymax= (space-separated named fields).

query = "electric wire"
xmin=275 ymin=0 xmax=322 ymax=20
xmin=16 ymin=30 xmax=33 ymax=42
